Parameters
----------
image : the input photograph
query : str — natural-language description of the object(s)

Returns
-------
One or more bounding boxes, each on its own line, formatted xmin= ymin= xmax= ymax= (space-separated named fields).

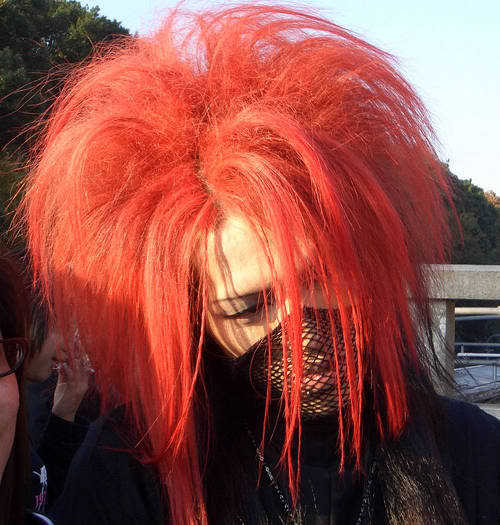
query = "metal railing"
xmin=455 ymin=343 xmax=500 ymax=385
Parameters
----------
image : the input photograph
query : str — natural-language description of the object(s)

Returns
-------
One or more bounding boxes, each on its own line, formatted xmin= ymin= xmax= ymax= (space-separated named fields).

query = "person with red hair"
xmin=23 ymin=4 xmax=499 ymax=524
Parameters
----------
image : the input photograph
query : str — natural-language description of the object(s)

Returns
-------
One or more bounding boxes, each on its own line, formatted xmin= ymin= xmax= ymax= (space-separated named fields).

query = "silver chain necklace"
xmin=246 ymin=427 xmax=377 ymax=525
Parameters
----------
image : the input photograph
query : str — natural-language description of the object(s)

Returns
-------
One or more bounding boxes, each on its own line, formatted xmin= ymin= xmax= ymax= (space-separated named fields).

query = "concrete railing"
xmin=428 ymin=265 xmax=500 ymax=395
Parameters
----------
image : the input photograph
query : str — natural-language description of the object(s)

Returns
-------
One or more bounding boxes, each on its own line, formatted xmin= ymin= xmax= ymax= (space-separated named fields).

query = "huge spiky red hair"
xmin=24 ymin=5 xmax=451 ymax=523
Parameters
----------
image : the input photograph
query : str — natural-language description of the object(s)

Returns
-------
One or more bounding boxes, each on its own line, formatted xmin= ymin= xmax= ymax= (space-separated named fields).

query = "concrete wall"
xmin=427 ymin=265 xmax=500 ymax=393
xmin=429 ymin=265 xmax=500 ymax=300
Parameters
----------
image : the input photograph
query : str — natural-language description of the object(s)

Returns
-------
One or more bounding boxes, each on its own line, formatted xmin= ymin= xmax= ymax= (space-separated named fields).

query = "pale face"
xmin=205 ymin=215 xmax=333 ymax=357
xmin=0 ymin=330 xmax=20 ymax=483
xmin=25 ymin=328 xmax=66 ymax=383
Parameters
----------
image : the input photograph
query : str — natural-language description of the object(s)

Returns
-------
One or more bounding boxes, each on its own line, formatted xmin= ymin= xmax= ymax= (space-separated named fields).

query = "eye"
xmin=226 ymin=290 xmax=275 ymax=320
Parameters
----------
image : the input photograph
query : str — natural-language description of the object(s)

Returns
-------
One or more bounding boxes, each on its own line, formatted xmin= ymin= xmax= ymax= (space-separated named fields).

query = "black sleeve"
xmin=49 ymin=414 xmax=165 ymax=525
xmin=441 ymin=398 xmax=500 ymax=525
xmin=36 ymin=415 xmax=89 ymax=507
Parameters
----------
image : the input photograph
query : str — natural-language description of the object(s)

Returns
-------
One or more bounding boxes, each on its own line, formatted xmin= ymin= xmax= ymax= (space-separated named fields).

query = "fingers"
xmin=81 ymin=353 xmax=95 ymax=374
xmin=52 ymin=354 xmax=92 ymax=422
xmin=56 ymin=361 xmax=68 ymax=383
xmin=55 ymin=357 xmax=93 ymax=406
xmin=56 ymin=353 xmax=94 ymax=379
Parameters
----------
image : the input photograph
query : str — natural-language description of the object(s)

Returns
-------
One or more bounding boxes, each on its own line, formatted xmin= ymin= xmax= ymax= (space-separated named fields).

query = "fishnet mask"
xmin=232 ymin=307 xmax=357 ymax=421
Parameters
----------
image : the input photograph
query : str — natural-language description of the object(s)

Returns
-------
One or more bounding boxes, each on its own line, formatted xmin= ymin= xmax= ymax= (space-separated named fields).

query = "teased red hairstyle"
xmin=24 ymin=4 xmax=451 ymax=523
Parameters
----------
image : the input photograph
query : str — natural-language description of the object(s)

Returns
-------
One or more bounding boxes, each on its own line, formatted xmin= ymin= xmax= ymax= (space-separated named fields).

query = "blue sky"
xmin=85 ymin=0 xmax=500 ymax=194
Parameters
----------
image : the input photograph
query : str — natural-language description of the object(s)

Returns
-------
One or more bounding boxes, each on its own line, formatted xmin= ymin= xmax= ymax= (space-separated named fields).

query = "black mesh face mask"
xmin=231 ymin=307 xmax=356 ymax=421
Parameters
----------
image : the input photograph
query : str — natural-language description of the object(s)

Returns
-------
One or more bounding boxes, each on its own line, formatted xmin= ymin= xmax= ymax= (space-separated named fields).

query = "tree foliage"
xmin=446 ymin=166 xmax=500 ymax=265
xmin=0 ymin=0 xmax=129 ymax=243
xmin=0 ymin=0 xmax=129 ymax=151
xmin=0 ymin=151 xmax=24 ymax=237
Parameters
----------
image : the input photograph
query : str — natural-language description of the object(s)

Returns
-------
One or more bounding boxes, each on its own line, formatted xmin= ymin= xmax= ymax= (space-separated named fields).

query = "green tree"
xmin=0 ymin=0 xmax=129 ymax=242
xmin=0 ymin=151 xmax=25 ymax=242
xmin=446 ymin=168 xmax=499 ymax=264
xmin=0 ymin=0 xmax=129 ymax=150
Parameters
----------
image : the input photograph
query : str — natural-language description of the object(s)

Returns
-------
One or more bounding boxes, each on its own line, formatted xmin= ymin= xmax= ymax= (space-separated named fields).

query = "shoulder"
xmin=439 ymin=397 xmax=500 ymax=524
xmin=438 ymin=396 xmax=500 ymax=468
xmin=439 ymin=396 xmax=500 ymax=448
xmin=49 ymin=408 xmax=164 ymax=525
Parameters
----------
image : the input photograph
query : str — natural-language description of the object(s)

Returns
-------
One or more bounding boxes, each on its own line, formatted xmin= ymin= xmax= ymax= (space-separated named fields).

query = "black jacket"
xmin=50 ymin=398 xmax=500 ymax=524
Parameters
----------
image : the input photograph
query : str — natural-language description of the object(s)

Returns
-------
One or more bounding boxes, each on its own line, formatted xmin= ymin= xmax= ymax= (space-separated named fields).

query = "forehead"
xmin=206 ymin=216 xmax=275 ymax=300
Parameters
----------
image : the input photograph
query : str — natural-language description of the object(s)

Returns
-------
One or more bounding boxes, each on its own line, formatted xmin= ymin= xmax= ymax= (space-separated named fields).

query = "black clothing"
xmin=28 ymin=375 xmax=59 ymax=449
xmin=29 ymin=414 xmax=89 ymax=514
xmin=51 ymin=410 xmax=164 ymax=525
xmin=37 ymin=415 xmax=89 ymax=508
xmin=26 ymin=372 xmax=100 ymax=449
xmin=27 ymin=375 xmax=98 ymax=509
xmin=441 ymin=398 xmax=500 ymax=524
xmin=27 ymin=374 xmax=100 ymax=449
xmin=30 ymin=447 xmax=48 ymax=514
xmin=50 ymin=397 xmax=500 ymax=524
